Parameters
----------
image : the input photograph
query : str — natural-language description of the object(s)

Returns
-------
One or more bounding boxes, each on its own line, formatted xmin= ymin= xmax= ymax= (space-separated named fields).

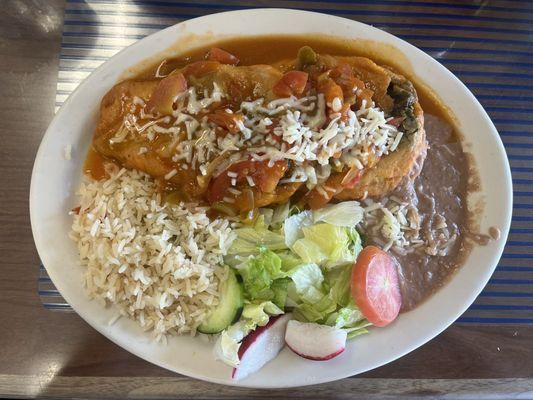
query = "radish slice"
xmin=232 ymin=314 xmax=292 ymax=380
xmin=285 ymin=320 xmax=347 ymax=361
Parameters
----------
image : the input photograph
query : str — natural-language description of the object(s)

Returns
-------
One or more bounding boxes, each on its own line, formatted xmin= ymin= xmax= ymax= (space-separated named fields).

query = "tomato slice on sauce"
xmin=273 ymin=71 xmax=309 ymax=98
xmin=351 ymin=246 xmax=402 ymax=327
xmin=207 ymin=160 xmax=287 ymax=204
xmin=207 ymin=47 xmax=240 ymax=65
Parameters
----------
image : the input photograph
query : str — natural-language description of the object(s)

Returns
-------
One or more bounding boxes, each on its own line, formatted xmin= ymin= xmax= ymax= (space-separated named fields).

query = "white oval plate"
xmin=30 ymin=9 xmax=512 ymax=388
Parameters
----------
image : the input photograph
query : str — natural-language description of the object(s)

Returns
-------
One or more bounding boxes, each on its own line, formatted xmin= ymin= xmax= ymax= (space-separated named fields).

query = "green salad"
xmin=199 ymin=201 xmax=373 ymax=367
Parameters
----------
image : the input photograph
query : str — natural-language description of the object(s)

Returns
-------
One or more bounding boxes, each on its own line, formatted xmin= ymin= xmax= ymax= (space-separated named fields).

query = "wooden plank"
xmin=1 ymin=375 xmax=533 ymax=399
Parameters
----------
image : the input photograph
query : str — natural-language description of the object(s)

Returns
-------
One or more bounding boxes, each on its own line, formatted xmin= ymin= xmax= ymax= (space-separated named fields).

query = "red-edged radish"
xmin=231 ymin=314 xmax=292 ymax=380
xmin=285 ymin=320 xmax=347 ymax=361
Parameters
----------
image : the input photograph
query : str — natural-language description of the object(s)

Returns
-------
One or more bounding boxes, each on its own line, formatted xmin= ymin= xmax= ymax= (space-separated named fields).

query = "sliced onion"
xmin=341 ymin=166 xmax=362 ymax=188
xmin=196 ymin=152 xmax=233 ymax=190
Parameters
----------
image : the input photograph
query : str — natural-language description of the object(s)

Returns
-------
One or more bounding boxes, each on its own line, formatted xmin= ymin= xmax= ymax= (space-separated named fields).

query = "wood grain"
xmin=0 ymin=0 xmax=532 ymax=398
xmin=2 ymin=375 xmax=533 ymax=399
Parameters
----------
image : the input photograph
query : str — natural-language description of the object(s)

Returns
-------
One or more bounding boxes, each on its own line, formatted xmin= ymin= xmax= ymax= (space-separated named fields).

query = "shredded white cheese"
xmin=116 ymin=78 xmax=406 ymax=193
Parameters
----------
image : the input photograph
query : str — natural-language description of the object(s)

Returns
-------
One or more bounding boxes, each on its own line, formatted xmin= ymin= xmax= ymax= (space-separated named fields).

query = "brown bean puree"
xmin=384 ymin=115 xmax=470 ymax=311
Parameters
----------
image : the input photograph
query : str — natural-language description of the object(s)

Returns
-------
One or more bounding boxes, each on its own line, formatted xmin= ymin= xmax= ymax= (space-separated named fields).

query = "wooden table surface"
xmin=1 ymin=0 xmax=533 ymax=398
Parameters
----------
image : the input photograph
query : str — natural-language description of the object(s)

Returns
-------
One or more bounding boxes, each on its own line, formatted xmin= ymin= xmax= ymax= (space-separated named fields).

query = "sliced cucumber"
xmin=198 ymin=268 xmax=244 ymax=334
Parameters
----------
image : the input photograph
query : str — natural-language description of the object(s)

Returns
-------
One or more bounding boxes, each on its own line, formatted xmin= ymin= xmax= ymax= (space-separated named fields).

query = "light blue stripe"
xmin=59 ymin=66 xmax=96 ymax=72
xmin=61 ymin=42 xmax=124 ymax=50
xmin=62 ymin=31 xmax=148 ymax=40
xmin=57 ymin=77 xmax=84 ymax=83
xmin=60 ymin=55 xmax=109 ymax=61
xmin=64 ymin=20 xmax=167 ymax=30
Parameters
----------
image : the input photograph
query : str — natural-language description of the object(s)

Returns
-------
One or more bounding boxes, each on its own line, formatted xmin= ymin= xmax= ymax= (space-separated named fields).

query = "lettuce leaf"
xmin=213 ymin=319 xmax=255 ymax=367
xmin=283 ymin=210 xmax=313 ymax=247
xmin=228 ymin=221 xmax=287 ymax=256
xmin=292 ymin=223 xmax=362 ymax=268
xmin=293 ymin=293 xmax=338 ymax=323
xmin=312 ymin=201 xmax=364 ymax=227
xmin=242 ymin=300 xmax=284 ymax=326
xmin=271 ymin=278 xmax=290 ymax=309
xmin=344 ymin=320 xmax=373 ymax=339
xmin=290 ymin=263 xmax=324 ymax=303
xmin=237 ymin=247 xmax=286 ymax=300
xmin=326 ymin=263 xmax=353 ymax=307
xmin=277 ymin=251 xmax=304 ymax=271
xmin=326 ymin=305 xmax=364 ymax=328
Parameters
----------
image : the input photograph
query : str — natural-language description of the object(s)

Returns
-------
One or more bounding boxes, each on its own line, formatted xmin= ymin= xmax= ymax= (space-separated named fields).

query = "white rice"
xmin=69 ymin=167 xmax=236 ymax=338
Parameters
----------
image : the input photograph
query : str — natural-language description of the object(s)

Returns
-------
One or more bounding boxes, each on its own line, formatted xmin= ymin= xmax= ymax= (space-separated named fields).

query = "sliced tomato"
xmin=207 ymin=160 xmax=288 ymax=204
xmin=253 ymin=160 xmax=287 ymax=193
xmin=330 ymin=64 xmax=360 ymax=97
xmin=273 ymin=71 xmax=309 ymax=98
xmin=207 ymin=110 xmax=243 ymax=134
xmin=351 ymin=246 xmax=402 ymax=327
xmin=317 ymin=77 xmax=344 ymax=106
xmin=207 ymin=47 xmax=240 ymax=65
xmin=145 ymin=72 xmax=187 ymax=115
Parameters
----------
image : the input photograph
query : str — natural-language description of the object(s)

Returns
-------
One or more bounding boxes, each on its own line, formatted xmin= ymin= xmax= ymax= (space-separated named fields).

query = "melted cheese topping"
xmin=111 ymin=81 xmax=404 ymax=189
